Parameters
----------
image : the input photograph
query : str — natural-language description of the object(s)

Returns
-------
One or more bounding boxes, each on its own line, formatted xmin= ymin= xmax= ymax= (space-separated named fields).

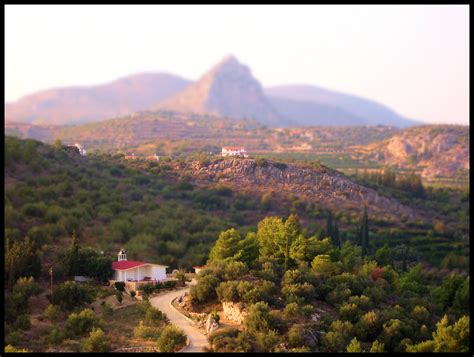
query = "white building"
xmin=67 ymin=143 xmax=87 ymax=156
xmin=112 ymin=248 xmax=168 ymax=282
xmin=221 ymin=146 xmax=248 ymax=157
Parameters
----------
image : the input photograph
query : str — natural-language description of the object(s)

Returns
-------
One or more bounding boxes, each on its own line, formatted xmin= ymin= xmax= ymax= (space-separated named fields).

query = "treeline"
xmin=353 ymin=168 xmax=425 ymax=198
xmin=190 ymin=214 xmax=469 ymax=353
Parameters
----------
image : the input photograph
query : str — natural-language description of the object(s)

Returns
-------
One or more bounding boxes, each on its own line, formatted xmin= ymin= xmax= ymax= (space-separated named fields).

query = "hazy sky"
xmin=5 ymin=5 xmax=469 ymax=125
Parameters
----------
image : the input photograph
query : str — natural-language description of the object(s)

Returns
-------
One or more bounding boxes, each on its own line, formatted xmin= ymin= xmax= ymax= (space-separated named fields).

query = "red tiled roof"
xmin=112 ymin=261 xmax=145 ymax=270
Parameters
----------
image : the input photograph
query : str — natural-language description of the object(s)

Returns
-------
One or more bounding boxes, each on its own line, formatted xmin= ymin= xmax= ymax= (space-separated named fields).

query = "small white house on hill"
xmin=112 ymin=248 xmax=168 ymax=282
xmin=221 ymin=146 xmax=248 ymax=157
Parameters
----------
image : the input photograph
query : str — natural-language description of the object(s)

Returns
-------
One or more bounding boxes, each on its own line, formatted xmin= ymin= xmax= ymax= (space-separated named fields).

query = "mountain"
xmin=4 ymin=73 xmax=191 ymax=125
xmin=268 ymin=96 xmax=368 ymax=126
xmin=4 ymin=121 xmax=54 ymax=142
xmin=157 ymin=55 xmax=291 ymax=127
xmin=5 ymin=55 xmax=422 ymax=128
xmin=356 ymin=125 xmax=469 ymax=179
xmin=265 ymin=85 xmax=419 ymax=127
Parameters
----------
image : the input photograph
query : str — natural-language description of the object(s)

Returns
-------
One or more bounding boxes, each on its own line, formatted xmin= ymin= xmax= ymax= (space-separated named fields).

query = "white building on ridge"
xmin=221 ymin=146 xmax=248 ymax=157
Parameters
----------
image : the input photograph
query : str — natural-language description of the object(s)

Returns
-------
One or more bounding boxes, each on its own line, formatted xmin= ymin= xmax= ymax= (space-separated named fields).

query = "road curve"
xmin=150 ymin=283 xmax=208 ymax=352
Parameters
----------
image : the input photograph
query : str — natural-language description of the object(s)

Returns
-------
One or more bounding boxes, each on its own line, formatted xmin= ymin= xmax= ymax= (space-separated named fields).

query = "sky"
xmin=5 ymin=5 xmax=469 ymax=125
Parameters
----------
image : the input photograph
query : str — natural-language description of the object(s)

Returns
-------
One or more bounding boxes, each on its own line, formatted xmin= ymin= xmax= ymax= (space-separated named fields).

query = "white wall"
xmin=152 ymin=265 xmax=167 ymax=280
xmin=114 ymin=265 xmax=167 ymax=282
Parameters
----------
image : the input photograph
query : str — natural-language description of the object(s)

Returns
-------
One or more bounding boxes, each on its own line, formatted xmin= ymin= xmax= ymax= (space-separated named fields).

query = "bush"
xmin=157 ymin=325 xmax=187 ymax=352
xmin=190 ymin=275 xmax=220 ymax=303
xmin=44 ymin=304 xmax=61 ymax=322
xmin=211 ymin=311 xmax=220 ymax=324
xmin=65 ymin=309 xmax=103 ymax=337
xmin=115 ymin=291 xmax=123 ymax=305
xmin=114 ymin=281 xmax=126 ymax=292
xmin=4 ymin=345 xmax=30 ymax=353
xmin=163 ymin=280 xmax=177 ymax=289
xmin=82 ymin=328 xmax=111 ymax=352
xmin=14 ymin=314 xmax=31 ymax=331
xmin=245 ymin=302 xmax=275 ymax=334
xmin=130 ymin=290 xmax=136 ymax=300
xmin=52 ymin=281 xmax=93 ymax=311
xmin=133 ymin=321 xmax=162 ymax=340
xmin=144 ymin=307 xmax=168 ymax=327
xmin=47 ymin=327 xmax=65 ymax=345
xmin=141 ymin=283 xmax=156 ymax=295
xmin=101 ymin=302 xmax=113 ymax=317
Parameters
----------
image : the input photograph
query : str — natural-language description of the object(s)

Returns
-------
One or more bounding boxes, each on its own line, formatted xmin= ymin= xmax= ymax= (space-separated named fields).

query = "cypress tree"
xmin=360 ymin=206 xmax=369 ymax=256
xmin=68 ymin=230 xmax=80 ymax=277
xmin=334 ymin=219 xmax=341 ymax=248
xmin=326 ymin=210 xmax=334 ymax=241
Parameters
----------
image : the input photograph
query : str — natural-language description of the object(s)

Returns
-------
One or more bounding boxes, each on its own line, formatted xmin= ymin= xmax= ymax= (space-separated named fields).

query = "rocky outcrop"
xmin=222 ymin=301 xmax=248 ymax=324
xmin=181 ymin=158 xmax=423 ymax=221
xmin=205 ymin=314 xmax=220 ymax=334
xmin=362 ymin=125 xmax=469 ymax=179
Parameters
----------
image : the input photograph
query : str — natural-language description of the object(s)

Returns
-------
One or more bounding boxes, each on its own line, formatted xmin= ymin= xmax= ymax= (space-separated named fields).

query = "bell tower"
xmin=118 ymin=248 xmax=127 ymax=261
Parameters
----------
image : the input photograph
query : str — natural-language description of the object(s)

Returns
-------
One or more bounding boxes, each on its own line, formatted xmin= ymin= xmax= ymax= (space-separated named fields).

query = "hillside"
xmin=355 ymin=125 xmax=470 ymax=179
xmin=9 ymin=110 xmax=399 ymax=154
xmin=177 ymin=157 xmax=423 ymax=223
xmin=4 ymin=73 xmax=190 ymax=125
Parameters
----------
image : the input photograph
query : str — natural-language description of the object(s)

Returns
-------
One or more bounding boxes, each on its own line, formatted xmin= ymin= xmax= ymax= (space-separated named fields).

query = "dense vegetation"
xmin=191 ymin=214 xmax=469 ymax=352
xmin=4 ymin=136 xmax=272 ymax=272
xmin=3 ymin=136 xmax=470 ymax=352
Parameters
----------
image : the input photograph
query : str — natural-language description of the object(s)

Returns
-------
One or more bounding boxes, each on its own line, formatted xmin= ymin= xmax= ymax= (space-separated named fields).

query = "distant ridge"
xmin=5 ymin=55 xmax=420 ymax=128
xmin=4 ymin=73 xmax=191 ymax=125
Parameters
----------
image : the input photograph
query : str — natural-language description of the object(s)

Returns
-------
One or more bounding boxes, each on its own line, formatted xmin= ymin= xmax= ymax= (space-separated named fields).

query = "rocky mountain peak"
xmin=157 ymin=56 xmax=289 ymax=126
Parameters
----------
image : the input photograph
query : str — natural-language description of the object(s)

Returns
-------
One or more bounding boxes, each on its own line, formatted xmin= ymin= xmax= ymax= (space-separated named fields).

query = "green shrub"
xmin=52 ymin=281 xmax=93 ymax=311
xmin=190 ymin=275 xmax=220 ymax=303
xmin=5 ymin=331 xmax=23 ymax=347
xmin=114 ymin=281 xmax=126 ymax=292
xmin=65 ymin=308 xmax=103 ymax=337
xmin=144 ymin=307 xmax=168 ymax=327
xmin=82 ymin=328 xmax=111 ymax=352
xmin=47 ymin=327 xmax=65 ymax=345
xmin=163 ymin=280 xmax=177 ymax=289
xmin=130 ymin=290 xmax=136 ymax=299
xmin=157 ymin=325 xmax=187 ymax=352
xmin=14 ymin=314 xmax=31 ymax=331
xmin=44 ymin=304 xmax=61 ymax=322
xmin=141 ymin=283 xmax=156 ymax=295
xmin=133 ymin=321 xmax=161 ymax=340
xmin=101 ymin=302 xmax=113 ymax=317
xmin=115 ymin=291 xmax=123 ymax=305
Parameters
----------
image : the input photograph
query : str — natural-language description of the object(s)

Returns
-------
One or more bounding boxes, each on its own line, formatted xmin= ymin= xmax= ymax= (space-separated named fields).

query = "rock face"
xmin=158 ymin=55 xmax=290 ymax=127
xmin=222 ymin=301 xmax=248 ymax=325
xmin=362 ymin=125 xmax=469 ymax=179
xmin=181 ymin=158 xmax=424 ymax=221
xmin=205 ymin=314 xmax=220 ymax=334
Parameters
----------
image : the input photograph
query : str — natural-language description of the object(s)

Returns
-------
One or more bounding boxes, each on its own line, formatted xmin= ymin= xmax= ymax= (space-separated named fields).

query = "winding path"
xmin=150 ymin=282 xmax=207 ymax=352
